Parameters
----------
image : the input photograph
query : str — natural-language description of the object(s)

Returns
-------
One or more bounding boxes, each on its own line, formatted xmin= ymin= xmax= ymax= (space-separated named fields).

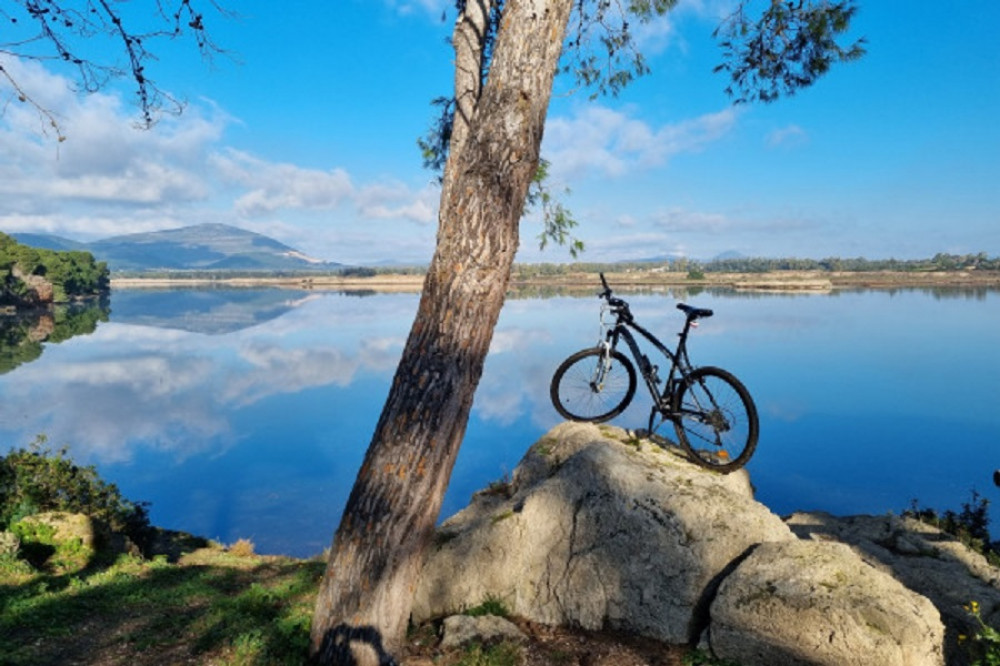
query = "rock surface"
xmin=439 ymin=614 xmax=527 ymax=649
xmin=414 ymin=423 xmax=955 ymax=665
xmin=16 ymin=511 xmax=100 ymax=548
xmin=787 ymin=511 xmax=1000 ymax=665
xmin=709 ymin=539 xmax=944 ymax=665
xmin=414 ymin=422 xmax=793 ymax=644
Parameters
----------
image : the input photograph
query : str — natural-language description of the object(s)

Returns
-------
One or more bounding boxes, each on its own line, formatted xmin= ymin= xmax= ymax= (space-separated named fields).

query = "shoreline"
xmin=109 ymin=269 xmax=1000 ymax=293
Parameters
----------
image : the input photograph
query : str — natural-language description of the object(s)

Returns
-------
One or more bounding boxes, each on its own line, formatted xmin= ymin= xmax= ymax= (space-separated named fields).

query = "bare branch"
xmin=0 ymin=61 xmax=66 ymax=141
xmin=0 ymin=0 xmax=231 ymax=135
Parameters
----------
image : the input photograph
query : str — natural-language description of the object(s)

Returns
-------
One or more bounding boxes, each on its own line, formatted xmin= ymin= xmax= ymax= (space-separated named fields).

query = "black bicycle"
xmin=550 ymin=273 xmax=758 ymax=472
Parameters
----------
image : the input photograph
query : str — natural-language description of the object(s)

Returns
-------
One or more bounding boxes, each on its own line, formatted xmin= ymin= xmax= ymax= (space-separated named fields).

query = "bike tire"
xmin=550 ymin=347 xmax=637 ymax=423
xmin=672 ymin=366 xmax=758 ymax=473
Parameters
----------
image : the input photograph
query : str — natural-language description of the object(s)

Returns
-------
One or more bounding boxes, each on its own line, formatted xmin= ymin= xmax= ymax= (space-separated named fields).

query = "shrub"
xmin=0 ymin=436 xmax=151 ymax=548
xmin=229 ymin=538 xmax=256 ymax=558
xmin=904 ymin=490 xmax=999 ymax=564
xmin=961 ymin=600 xmax=1000 ymax=666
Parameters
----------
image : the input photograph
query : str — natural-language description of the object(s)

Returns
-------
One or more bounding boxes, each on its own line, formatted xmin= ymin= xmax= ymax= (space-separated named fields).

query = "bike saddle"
xmin=676 ymin=303 xmax=713 ymax=319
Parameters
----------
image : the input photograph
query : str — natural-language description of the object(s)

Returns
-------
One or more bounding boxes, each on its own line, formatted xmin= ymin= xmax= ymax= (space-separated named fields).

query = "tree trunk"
xmin=309 ymin=1 xmax=573 ymax=663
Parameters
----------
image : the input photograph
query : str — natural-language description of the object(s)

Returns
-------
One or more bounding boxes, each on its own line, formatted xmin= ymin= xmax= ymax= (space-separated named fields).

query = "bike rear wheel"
xmin=551 ymin=348 xmax=637 ymax=423
xmin=672 ymin=366 xmax=758 ymax=472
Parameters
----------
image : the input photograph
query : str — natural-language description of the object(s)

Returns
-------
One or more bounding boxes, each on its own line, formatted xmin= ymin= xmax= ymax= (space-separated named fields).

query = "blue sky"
xmin=1 ymin=0 xmax=997 ymax=265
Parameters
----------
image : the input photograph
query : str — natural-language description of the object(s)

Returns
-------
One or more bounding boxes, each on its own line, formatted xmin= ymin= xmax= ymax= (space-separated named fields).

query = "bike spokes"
xmin=673 ymin=368 xmax=757 ymax=472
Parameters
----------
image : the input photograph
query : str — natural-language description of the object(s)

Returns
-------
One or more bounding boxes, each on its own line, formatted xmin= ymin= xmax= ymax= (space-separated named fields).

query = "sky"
xmin=1 ymin=0 xmax=997 ymax=265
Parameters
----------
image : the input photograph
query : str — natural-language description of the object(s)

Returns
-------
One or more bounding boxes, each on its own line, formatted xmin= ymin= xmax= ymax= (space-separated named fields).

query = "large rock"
xmin=16 ymin=511 xmax=100 ymax=548
xmin=708 ymin=539 xmax=945 ymax=665
xmin=10 ymin=265 xmax=54 ymax=306
xmin=413 ymin=422 xmax=794 ymax=643
xmin=787 ymin=511 xmax=1000 ymax=665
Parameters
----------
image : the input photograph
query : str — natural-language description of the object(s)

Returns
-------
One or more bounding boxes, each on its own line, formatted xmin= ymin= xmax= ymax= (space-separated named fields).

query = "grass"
xmin=0 ymin=546 xmax=325 ymax=665
xmin=452 ymin=640 xmax=522 ymax=666
xmin=465 ymin=594 xmax=510 ymax=618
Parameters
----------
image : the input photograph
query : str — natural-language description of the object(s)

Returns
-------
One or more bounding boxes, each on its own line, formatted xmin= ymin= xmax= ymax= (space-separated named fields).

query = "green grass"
xmin=465 ymin=594 xmax=511 ymax=618
xmin=453 ymin=640 xmax=522 ymax=666
xmin=0 ymin=547 xmax=325 ymax=665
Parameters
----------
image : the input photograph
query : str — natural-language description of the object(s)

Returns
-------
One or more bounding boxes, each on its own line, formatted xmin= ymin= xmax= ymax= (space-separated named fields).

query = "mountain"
xmin=712 ymin=250 xmax=746 ymax=261
xmin=13 ymin=224 xmax=342 ymax=272
xmin=8 ymin=233 xmax=90 ymax=252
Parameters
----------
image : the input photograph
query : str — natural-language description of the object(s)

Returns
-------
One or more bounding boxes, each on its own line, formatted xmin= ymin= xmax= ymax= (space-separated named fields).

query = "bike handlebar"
xmin=598 ymin=272 xmax=612 ymax=299
xmin=598 ymin=272 xmax=714 ymax=322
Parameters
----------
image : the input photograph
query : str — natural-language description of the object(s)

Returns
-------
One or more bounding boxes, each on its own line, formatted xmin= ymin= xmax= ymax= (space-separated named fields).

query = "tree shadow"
xmin=0 ymin=554 xmax=324 ymax=665
xmin=311 ymin=624 xmax=398 ymax=666
xmin=787 ymin=511 xmax=1000 ymax=666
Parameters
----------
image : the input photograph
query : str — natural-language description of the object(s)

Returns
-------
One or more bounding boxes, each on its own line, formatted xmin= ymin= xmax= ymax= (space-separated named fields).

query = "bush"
xmin=962 ymin=600 xmax=1000 ymax=666
xmin=904 ymin=490 xmax=999 ymax=564
xmin=0 ymin=436 xmax=151 ymax=548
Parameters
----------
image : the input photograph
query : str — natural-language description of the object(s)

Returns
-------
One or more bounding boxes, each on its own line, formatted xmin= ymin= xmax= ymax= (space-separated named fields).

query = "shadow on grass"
xmin=0 ymin=552 xmax=325 ymax=666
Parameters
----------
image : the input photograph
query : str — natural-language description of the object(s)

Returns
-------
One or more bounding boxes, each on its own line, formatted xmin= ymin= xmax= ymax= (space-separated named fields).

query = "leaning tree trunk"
xmin=309 ymin=1 xmax=574 ymax=663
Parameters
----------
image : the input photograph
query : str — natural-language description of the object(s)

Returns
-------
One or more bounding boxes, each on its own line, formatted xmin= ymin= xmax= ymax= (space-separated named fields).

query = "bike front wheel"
xmin=550 ymin=347 xmax=637 ymax=423
xmin=673 ymin=366 xmax=758 ymax=472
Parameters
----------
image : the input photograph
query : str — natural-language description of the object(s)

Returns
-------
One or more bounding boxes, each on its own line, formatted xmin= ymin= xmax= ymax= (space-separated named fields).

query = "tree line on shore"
xmin=515 ymin=252 xmax=1000 ymax=278
xmin=107 ymin=251 xmax=1000 ymax=282
xmin=1 ymin=233 xmax=109 ymax=306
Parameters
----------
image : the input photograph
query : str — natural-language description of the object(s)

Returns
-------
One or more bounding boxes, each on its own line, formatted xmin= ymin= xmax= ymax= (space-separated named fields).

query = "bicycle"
xmin=549 ymin=273 xmax=758 ymax=472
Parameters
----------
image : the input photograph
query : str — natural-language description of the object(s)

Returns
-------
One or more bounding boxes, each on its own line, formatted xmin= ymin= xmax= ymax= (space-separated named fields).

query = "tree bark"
xmin=309 ymin=1 xmax=573 ymax=663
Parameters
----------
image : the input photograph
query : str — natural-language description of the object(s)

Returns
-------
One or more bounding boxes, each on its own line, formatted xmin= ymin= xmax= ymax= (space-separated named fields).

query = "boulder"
xmin=787 ymin=511 xmax=1000 ymax=665
xmin=10 ymin=265 xmax=54 ymax=306
xmin=16 ymin=511 xmax=100 ymax=549
xmin=708 ymin=539 xmax=944 ymax=666
xmin=439 ymin=615 xmax=527 ymax=649
xmin=413 ymin=422 xmax=794 ymax=643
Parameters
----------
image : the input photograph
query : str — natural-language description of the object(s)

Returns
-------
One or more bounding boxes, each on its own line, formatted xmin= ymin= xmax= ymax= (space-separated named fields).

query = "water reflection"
xmin=0 ymin=300 xmax=110 ymax=374
xmin=0 ymin=285 xmax=998 ymax=557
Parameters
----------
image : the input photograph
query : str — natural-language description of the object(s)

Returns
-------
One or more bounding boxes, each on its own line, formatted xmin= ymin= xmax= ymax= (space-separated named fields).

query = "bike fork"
xmin=589 ymin=340 xmax=614 ymax=392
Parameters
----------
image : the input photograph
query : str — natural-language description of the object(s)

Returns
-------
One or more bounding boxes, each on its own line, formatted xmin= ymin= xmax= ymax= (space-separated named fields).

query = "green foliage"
xmin=530 ymin=159 xmax=585 ymax=259
xmin=0 ymin=436 xmax=150 ymax=546
xmin=565 ymin=0 xmax=679 ymax=99
xmin=904 ymin=491 xmax=999 ymax=564
xmin=11 ymin=517 xmax=93 ymax=572
xmin=714 ymin=1 xmax=866 ymax=104
xmin=0 ymin=547 xmax=324 ymax=665
xmin=687 ymin=268 xmax=706 ymax=280
xmin=0 ymin=303 xmax=109 ymax=376
xmin=0 ymin=232 xmax=109 ymax=306
xmin=466 ymin=594 xmax=510 ymax=618
xmin=962 ymin=600 xmax=1000 ymax=666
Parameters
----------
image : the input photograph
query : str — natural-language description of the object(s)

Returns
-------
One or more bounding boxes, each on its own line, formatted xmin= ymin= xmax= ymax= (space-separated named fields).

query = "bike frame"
xmin=600 ymin=301 xmax=699 ymax=417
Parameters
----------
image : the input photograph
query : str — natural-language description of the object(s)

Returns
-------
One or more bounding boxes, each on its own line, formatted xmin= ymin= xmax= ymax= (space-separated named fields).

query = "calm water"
xmin=1 ymin=285 xmax=998 ymax=557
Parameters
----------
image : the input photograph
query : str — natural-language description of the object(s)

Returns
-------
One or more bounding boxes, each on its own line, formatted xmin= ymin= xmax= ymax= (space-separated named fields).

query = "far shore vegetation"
xmin=107 ymin=251 xmax=1000 ymax=290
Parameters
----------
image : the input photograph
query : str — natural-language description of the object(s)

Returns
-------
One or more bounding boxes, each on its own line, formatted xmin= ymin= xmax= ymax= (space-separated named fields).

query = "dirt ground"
xmin=403 ymin=618 xmax=689 ymax=666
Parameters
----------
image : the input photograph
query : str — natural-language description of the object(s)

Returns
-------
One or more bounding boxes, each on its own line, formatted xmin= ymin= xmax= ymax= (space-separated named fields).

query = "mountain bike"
xmin=550 ymin=273 xmax=758 ymax=472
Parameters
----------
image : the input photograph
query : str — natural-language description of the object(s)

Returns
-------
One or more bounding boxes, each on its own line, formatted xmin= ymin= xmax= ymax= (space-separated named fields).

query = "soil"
xmin=403 ymin=618 xmax=689 ymax=665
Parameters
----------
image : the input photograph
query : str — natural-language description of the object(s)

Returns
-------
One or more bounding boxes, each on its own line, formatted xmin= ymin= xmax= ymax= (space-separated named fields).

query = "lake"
xmin=1 ymin=284 xmax=998 ymax=557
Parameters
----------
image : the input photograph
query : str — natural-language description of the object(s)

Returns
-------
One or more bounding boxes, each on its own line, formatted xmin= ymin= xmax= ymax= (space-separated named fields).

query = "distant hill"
xmin=13 ymin=223 xmax=342 ymax=272
xmin=9 ymin=233 xmax=90 ymax=252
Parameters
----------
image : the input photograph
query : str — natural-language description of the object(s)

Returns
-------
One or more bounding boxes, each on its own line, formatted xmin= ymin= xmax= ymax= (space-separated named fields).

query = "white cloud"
xmin=0 ymin=57 xmax=440 ymax=258
xmin=766 ymin=124 xmax=808 ymax=149
xmin=211 ymin=149 xmax=355 ymax=216
xmin=357 ymin=181 xmax=438 ymax=224
xmin=385 ymin=0 xmax=449 ymax=17
xmin=543 ymin=105 xmax=738 ymax=179
xmin=652 ymin=207 xmax=731 ymax=232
